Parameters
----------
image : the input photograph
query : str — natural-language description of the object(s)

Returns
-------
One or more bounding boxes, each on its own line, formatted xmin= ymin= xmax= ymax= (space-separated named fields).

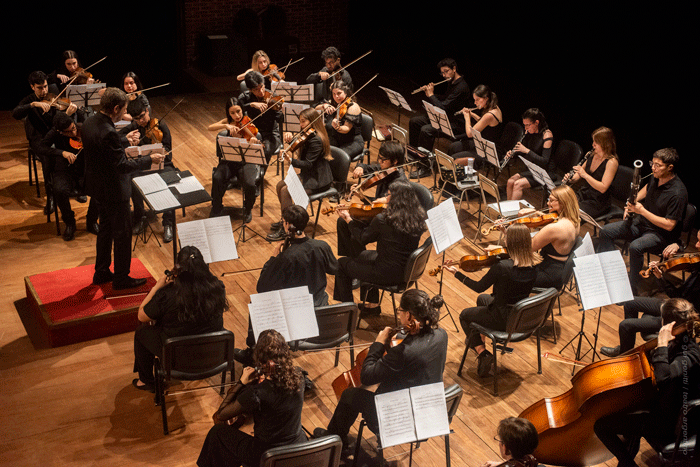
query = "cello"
xmin=519 ymin=319 xmax=700 ymax=466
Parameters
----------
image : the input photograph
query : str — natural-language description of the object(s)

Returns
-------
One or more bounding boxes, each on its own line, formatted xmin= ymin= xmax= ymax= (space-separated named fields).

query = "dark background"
xmin=4 ymin=2 xmax=694 ymax=202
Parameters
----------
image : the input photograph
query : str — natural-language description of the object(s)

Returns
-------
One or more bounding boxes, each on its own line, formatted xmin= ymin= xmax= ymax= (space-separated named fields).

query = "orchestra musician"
xmin=562 ymin=126 xmax=619 ymax=218
xmin=306 ymin=46 xmax=353 ymax=105
xmin=333 ymin=179 xmax=426 ymax=316
xmin=312 ymin=289 xmax=448 ymax=453
xmin=198 ymin=329 xmax=307 ymax=467
xmin=121 ymin=71 xmax=149 ymax=121
xmin=83 ymin=87 xmax=165 ymax=290
xmin=593 ymin=298 xmax=700 ymax=467
xmin=408 ymin=58 xmax=471 ymax=165
xmin=482 ymin=417 xmax=540 ymax=467
xmin=444 ymin=224 xmax=538 ymax=378
xmin=315 ymin=81 xmax=364 ymax=161
xmin=505 ymin=108 xmax=555 ymax=200
xmin=451 ymin=84 xmax=504 ymax=168
xmin=38 ymin=112 xmax=99 ymax=241
xmin=267 ymin=108 xmax=333 ymax=241
xmin=597 ymin=148 xmax=688 ymax=296
xmin=13 ymin=70 xmax=78 ymax=216
xmin=48 ymin=50 xmax=95 ymax=89
xmin=132 ymin=245 xmax=227 ymax=392
xmin=119 ymin=97 xmax=176 ymax=243
xmin=600 ymin=233 xmax=700 ymax=358
xmin=235 ymin=205 xmax=338 ymax=366
xmin=236 ymin=50 xmax=283 ymax=83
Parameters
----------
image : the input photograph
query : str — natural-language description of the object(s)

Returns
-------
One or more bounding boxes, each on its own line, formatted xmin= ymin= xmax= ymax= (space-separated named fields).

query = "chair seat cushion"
xmin=470 ymin=323 xmax=532 ymax=343
xmin=309 ymin=187 xmax=338 ymax=202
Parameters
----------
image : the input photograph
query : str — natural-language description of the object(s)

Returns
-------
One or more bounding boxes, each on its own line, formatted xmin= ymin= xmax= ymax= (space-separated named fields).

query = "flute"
xmin=411 ymin=77 xmax=450 ymax=95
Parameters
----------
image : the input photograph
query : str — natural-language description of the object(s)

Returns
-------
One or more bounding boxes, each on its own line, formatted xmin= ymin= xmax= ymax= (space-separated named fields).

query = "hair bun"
xmin=430 ymin=295 xmax=445 ymax=310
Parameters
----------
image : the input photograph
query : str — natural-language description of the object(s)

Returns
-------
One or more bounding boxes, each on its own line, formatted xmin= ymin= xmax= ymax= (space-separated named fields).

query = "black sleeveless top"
xmin=576 ymin=157 xmax=611 ymax=217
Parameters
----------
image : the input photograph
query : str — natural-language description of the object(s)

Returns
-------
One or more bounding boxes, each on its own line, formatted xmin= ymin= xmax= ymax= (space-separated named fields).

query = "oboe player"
xmin=505 ymin=108 xmax=554 ymax=200
xmin=597 ymin=148 xmax=688 ymax=296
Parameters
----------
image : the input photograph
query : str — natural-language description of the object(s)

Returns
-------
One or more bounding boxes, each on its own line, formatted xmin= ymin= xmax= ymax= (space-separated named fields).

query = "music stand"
xmin=472 ymin=128 xmax=500 ymax=170
xmin=518 ymin=156 xmax=556 ymax=207
xmin=127 ymin=144 xmax=166 ymax=246
xmin=217 ymin=135 xmax=269 ymax=244
xmin=66 ymin=83 xmax=105 ymax=109
xmin=379 ymin=85 xmax=413 ymax=127
xmin=279 ymin=103 xmax=311 ymax=175
xmin=271 ymin=81 xmax=314 ymax=103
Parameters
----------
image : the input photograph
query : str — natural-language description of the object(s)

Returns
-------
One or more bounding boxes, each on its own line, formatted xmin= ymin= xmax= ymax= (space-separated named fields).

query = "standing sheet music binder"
xmin=248 ymin=286 xmax=319 ymax=343
xmin=471 ymin=127 xmax=500 ymax=169
xmin=425 ymin=199 xmax=463 ymax=255
xmin=271 ymin=81 xmax=315 ymax=103
xmin=176 ymin=216 xmax=238 ymax=264
xmin=66 ymin=83 xmax=106 ymax=109
xmin=422 ymin=101 xmax=454 ymax=139
xmin=379 ymin=86 xmax=413 ymax=127
xmin=217 ymin=135 xmax=267 ymax=165
xmin=126 ymin=143 xmax=165 ymax=172
xmin=518 ymin=155 xmax=556 ymax=192
xmin=374 ymin=382 xmax=450 ymax=449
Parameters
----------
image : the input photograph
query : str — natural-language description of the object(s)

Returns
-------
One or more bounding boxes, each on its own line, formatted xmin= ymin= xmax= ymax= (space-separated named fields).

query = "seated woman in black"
xmin=506 ymin=108 xmax=555 ymax=200
xmin=198 ymin=329 xmax=307 ymax=467
xmin=450 ymin=84 xmax=503 ymax=168
xmin=132 ymin=245 xmax=228 ymax=391
xmin=313 ymin=289 xmax=448 ymax=448
xmin=445 ymin=223 xmax=538 ymax=377
xmin=316 ymin=80 xmax=364 ymax=161
xmin=334 ymin=179 xmax=426 ymax=316
xmin=562 ymin=126 xmax=619 ymax=218
xmin=267 ymin=108 xmax=333 ymax=241
xmin=483 ymin=417 xmax=541 ymax=467
xmin=594 ymin=298 xmax=700 ymax=467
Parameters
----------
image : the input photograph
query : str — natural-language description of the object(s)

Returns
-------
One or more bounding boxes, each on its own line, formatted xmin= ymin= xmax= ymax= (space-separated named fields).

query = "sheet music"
xmin=422 ymin=101 xmax=453 ymax=138
xmin=379 ymin=86 xmax=412 ymax=111
xmin=284 ymin=166 xmax=310 ymax=208
xmin=278 ymin=286 xmax=318 ymax=341
xmin=375 ymin=389 xmax=417 ymax=448
xmin=574 ymin=232 xmax=595 ymax=257
xmin=273 ymin=82 xmax=314 ymax=102
xmin=598 ymin=250 xmax=634 ymax=304
xmin=409 ymin=382 xmax=450 ymax=441
xmin=425 ymin=199 xmax=463 ymax=254
xmin=126 ymin=143 xmax=164 ymax=171
xmin=133 ymin=173 xmax=168 ymax=195
xmin=172 ymin=175 xmax=205 ymax=194
xmin=249 ymin=294 xmax=291 ymax=342
xmin=217 ymin=135 xmax=266 ymax=164
xmin=66 ymin=83 xmax=106 ymax=107
xmin=472 ymin=128 xmax=499 ymax=167
xmin=282 ymin=103 xmax=311 ymax=133
xmin=145 ymin=188 xmax=180 ymax=211
xmin=573 ymin=250 xmax=633 ymax=310
xmin=177 ymin=217 xmax=238 ymax=264
xmin=518 ymin=156 xmax=555 ymax=190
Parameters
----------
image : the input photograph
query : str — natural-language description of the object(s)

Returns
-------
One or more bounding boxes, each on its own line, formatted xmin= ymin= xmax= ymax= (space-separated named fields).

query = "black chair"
xmin=291 ymin=302 xmax=359 ymax=368
xmin=544 ymin=139 xmax=582 ymax=206
xmin=353 ymin=384 xmax=463 ymax=467
xmin=457 ymin=287 xmax=559 ymax=396
xmin=544 ymin=236 xmax=584 ymax=344
xmin=260 ymin=435 xmax=343 ymax=467
xmin=359 ymin=237 xmax=433 ymax=325
xmin=309 ymin=146 xmax=351 ymax=238
xmin=214 ymin=130 xmax=265 ymax=217
xmin=411 ymin=181 xmax=435 ymax=211
xmin=154 ymin=330 xmax=235 ymax=435
xmin=355 ymin=109 xmax=374 ymax=167
xmin=488 ymin=121 xmax=524 ymax=179
xmin=647 ymin=398 xmax=700 ymax=465
xmin=591 ymin=164 xmax=633 ymax=231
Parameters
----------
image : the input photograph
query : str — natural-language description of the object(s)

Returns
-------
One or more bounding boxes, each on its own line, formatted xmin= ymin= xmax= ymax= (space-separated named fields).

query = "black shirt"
xmin=640 ymin=175 xmax=688 ymax=243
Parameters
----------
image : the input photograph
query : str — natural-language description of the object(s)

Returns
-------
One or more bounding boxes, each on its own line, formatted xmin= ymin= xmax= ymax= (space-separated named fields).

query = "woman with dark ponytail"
xmin=313 ymin=289 xmax=448 ymax=452
xmin=132 ymin=245 xmax=228 ymax=391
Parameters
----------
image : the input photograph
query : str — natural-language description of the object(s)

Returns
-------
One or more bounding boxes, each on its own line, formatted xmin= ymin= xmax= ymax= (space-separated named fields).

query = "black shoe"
xmin=244 ymin=210 xmax=253 ymax=224
xmin=600 ymin=345 xmax=621 ymax=358
xmin=266 ymin=229 xmax=287 ymax=242
xmin=209 ymin=207 xmax=224 ymax=218
xmin=233 ymin=347 xmax=254 ymax=367
xmin=132 ymin=378 xmax=155 ymax=393
xmin=351 ymin=279 xmax=361 ymax=290
xmin=313 ymin=428 xmax=330 ymax=439
xmin=411 ymin=167 xmax=432 ymax=179
xmin=62 ymin=223 xmax=76 ymax=241
xmin=113 ymin=277 xmax=147 ymax=290
xmin=359 ymin=303 xmax=381 ymax=317
xmin=76 ymin=195 xmax=88 ymax=203
xmin=270 ymin=220 xmax=283 ymax=231
xmin=92 ymin=271 xmax=114 ymax=285
xmin=87 ymin=221 xmax=99 ymax=235
xmin=43 ymin=198 xmax=55 ymax=215
xmin=163 ymin=224 xmax=173 ymax=243
xmin=132 ymin=220 xmax=146 ymax=236
xmin=477 ymin=350 xmax=495 ymax=378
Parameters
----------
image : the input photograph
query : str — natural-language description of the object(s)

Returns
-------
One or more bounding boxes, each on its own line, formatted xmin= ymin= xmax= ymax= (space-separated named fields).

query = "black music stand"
xmin=66 ymin=83 xmax=105 ymax=110
xmin=379 ymin=85 xmax=413 ymax=128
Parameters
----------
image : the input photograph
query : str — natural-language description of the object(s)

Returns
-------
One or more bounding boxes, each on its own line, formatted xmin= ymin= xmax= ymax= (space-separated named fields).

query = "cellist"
xmin=593 ymin=298 xmax=700 ymax=467
xmin=312 ymin=289 xmax=447 ymax=456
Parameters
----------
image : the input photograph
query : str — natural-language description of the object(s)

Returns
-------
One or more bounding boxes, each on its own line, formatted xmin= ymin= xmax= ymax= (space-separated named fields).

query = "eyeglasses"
xmin=494 ymin=436 xmax=503 ymax=444
xmin=649 ymin=161 xmax=666 ymax=169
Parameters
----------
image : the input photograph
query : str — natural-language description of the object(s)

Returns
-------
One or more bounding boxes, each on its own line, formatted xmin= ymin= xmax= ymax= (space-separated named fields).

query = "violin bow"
xmin=50 ymin=56 xmax=108 ymax=105
xmin=126 ymin=82 xmax=171 ymax=97
xmin=278 ymin=56 xmax=304 ymax=75
xmin=327 ymin=50 xmax=372 ymax=81
xmin=542 ymin=352 xmax=587 ymax=367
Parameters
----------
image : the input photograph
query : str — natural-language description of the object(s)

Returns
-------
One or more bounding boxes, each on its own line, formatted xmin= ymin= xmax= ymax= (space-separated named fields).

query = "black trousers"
xmin=594 ymin=411 xmax=661 ymax=467
xmin=95 ymin=200 xmax=133 ymax=282
xmin=459 ymin=295 xmax=506 ymax=348
xmin=197 ymin=423 xmax=269 ymax=467
xmin=326 ymin=387 xmax=378 ymax=440
xmin=52 ymin=169 xmax=97 ymax=226
xmin=133 ymin=323 xmax=162 ymax=385
xmin=618 ymin=296 xmax=663 ymax=352
xmin=211 ymin=161 xmax=262 ymax=213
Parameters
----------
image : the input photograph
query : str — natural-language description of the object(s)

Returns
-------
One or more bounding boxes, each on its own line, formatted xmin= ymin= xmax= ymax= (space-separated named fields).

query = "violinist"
xmin=312 ymin=289 xmax=448 ymax=453
xmin=13 ymin=70 xmax=78 ymax=215
xmin=444 ymin=224 xmax=538 ymax=377
xmin=38 ymin=112 xmax=99 ymax=241
xmin=198 ymin=329 xmax=307 ymax=467
xmin=451 ymin=84 xmax=504 ymax=168
xmin=315 ymin=81 xmax=364 ymax=161
xmin=562 ymin=126 xmax=619 ymax=218
xmin=482 ymin=417 xmax=540 ymax=467
xmin=600 ymin=233 xmax=700 ymax=358
xmin=593 ymin=298 xmax=700 ymax=467
xmin=267 ymin=108 xmax=333 ymax=241
xmin=119 ymin=98 xmax=176 ymax=243
xmin=121 ymin=71 xmax=149 ymax=121
xmin=48 ymin=50 xmax=95 ymax=89
xmin=334 ymin=180 xmax=426 ymax=316
xmin=597 ymin=148 xmax=688 ymax=295
xmin=132 ymin=246 xmax=227 ymax=392
xmin=505 ymin=109 xmax=555 ymax=200
xmin=236 ymin=50 xmax=283 ymax=83
xmin=306 ymin=46 xmax=353 ymax=105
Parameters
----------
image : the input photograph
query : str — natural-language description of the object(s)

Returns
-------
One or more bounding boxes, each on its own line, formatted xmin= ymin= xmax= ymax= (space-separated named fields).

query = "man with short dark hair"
xmin=306 ymin=46 xmax=353 ymax=105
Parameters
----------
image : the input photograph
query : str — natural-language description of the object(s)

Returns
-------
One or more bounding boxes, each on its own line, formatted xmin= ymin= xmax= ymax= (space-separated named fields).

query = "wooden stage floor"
xmin=0 ymin=73 xmax=676 ymax=466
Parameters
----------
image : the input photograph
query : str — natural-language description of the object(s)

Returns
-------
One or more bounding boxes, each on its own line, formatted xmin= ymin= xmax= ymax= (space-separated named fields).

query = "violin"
xmin=331 ymin=321 xmax=420 ymax=401
xmin=278 ymin=127 xmax=315 ymax=163
xmin=322 ymin=202 xmax=386 ymax=219
xmin=429 ymin=247 xmax=509 ymax=276
xmin=639 ymin=253 xmax=700 ymax=278
xmin=262 ymin=90 xmax=284 ymax=111
xmin=43 ymin=93 xmax=72 ymax=111
xmin=69 ymin=126 xmax=83 ymax=150
xmin=233 ymin=115 xmax=259 ymax=142
xmin=214 ymin=360 xmax=276 ymax=427
xmin=481 ymin=212 xmax=559 ymax=236
xmin=519 ymin=318 xmax=700 ymax=466
xmin=262 ymin=64 xmax=285 ymax=82
xmin=144 ymin=118 xmax=164 ymax=143
xmin=71 ymin=67 xmax=96 ymax=85
xmin=345 ymin=167 xmax=399 ymax=202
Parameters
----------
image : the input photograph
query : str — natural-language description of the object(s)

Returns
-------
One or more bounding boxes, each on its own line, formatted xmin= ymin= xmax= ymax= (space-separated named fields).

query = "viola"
xmin=639 ymin=253 xmax=700 ymax=278
xmin=481 ymin=212 xmax=559 ymax=236
xmin=429 ymin=247 xmax=509 ymax=276
xmin=233 ymin=115 xmax=259 ymax=142
xmin=322 ymin=202 xmax=386 ymax=219
xmin=519 ymin=318 xmax=700 ymax=466
xmin=43 ymin=93 xmax=72 ymax=111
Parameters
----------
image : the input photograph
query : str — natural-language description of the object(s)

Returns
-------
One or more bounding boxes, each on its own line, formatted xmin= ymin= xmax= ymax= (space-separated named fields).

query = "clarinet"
xmin=563 ymin=149 xmax=594 ymax=185
xmin=500 ymin=131 xmax=527 ymax=170
xmin=625 ymin=159 xmax=644 ymax=224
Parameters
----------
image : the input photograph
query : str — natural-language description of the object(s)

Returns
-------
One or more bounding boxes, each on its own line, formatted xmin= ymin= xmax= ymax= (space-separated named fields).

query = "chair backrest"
xmin=215 ymin=129 xmax=228 ymax=160
xmin=295 ymin=302 xmax=359 ymax=350
xmin=608 ymin=164 xmax=634 ymax=203
xmin=505 ymin=287 xmax=559 ymax=340
xmin=403 ymin=236 xmax=433 ymax=284
xmin=477 ymin=172 xmax=503 ymax=217
xmin=497 ymin=122 xmax=525 ymax=156
xmin=444 ymin=384 xmax=463 ymax=423
xmin=162 ymin=330 xmax=235 ymax=382
xmin=411 ymin=182 xmax=435 ymax=211
xmin=552 ymin=140 xmax=583 ymax=175
xmin=434 ymin=149 xmax=457 ymax=183
xmin=260 ymin=434 xmax=343 ymax=467
xmin=359 ymin=111 xmax=374 ymax=145
xmin=329 ymin=146 xmax=351 ymax=183
xmin=560 ymin=236 xmax=584 ymax=291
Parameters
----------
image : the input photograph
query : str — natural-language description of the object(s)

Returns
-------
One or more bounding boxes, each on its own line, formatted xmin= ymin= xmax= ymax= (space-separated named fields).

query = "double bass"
xmin=519 ymin=319 xmax=700 ymax=466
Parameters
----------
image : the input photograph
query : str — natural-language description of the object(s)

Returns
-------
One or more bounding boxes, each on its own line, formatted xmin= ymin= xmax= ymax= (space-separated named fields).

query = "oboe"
xmin=500 ymin=131 xmax=527 ymax=170
xmin=563 ymin=149 xmax=594 ymax=185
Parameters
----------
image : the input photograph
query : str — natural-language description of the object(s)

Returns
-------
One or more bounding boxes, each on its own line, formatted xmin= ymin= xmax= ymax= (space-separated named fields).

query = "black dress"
xmin=516 ymin=131 xmax=554 ymax=186
xmin=576 ymin=157 xmax=612 ymax=218
xmin=326 ymin=105 xmax=364 ymax=160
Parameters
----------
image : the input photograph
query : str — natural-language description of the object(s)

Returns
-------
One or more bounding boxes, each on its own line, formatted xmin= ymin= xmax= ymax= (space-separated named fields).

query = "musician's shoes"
xmin=270 ymin=220 xmax=283 ymax=231
xmin=359 ymin=303 xmax=381 ymax=316
xmin=209 ymin=206 xmax=224 ymax=218
xmin=92 ymin=271 xmax=114 ymax=285
xmin=266 ymin=229 xmax=287 ymax=242
xmin=477 ymin=350 xmax=495 ymax=378
xmin=351 ymin=279 xmax=361 ymax=290
xmin=600 ymin=345 xmax=621 ymax=358
xmin=87 ymin=221 xmax=100 ymax=235
xmin=313 ymin=428 xmax=351 ymax=452
xmin=132 ymin=378 xmax=155 ymax=393
xmin=410 ymin=167 xmax=432 ymax=179
xmin=113 ymin=277 xmax=147 ymax=290
xmin=233 ymin=347 xmax=254 ymax=367
xmin=132 ymin=219 xmax=146 ymax=236
xmin=163 ymin=224 xmax=173 ymax=243
xmin=44 ymin=198 xmax=55 ymax=216
xmin=62 ymin=223 xmax=76 ymax=241
xmin=244 ymin=209 xmax=253 ymax=224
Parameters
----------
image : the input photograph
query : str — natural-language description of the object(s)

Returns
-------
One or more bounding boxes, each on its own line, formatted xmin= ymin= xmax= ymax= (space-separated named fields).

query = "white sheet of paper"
xmin=375 ymin=389 xmax=417 ymax=448
xmin=145 ymin=188 xmax=180 ymax=211
xmin=278 ymin=286 xmax=318 ymax=341
xmin=598 ymin=250 xmax=634 ymax=304
xmin=133 ymin=173 xmax=168 ymax=195
xmin=285 ymin=165 xmax=310 ymax=208
xmin=425 ymin=199 xmax=463 ymax=254
xmin=249 ymin=292 xmax=291 ymax=342
xmin=409 ymin=383 xmax=450 ymax=440
xmin=177 ymin=217 xmax=238 ymax=264
xmin=574 ymin=232 xmax=595 ymax=257
xmin=573 ymin=250 xmax=633 ymax=309
xmin=172 ymin=176 xmax=205 ymax=194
